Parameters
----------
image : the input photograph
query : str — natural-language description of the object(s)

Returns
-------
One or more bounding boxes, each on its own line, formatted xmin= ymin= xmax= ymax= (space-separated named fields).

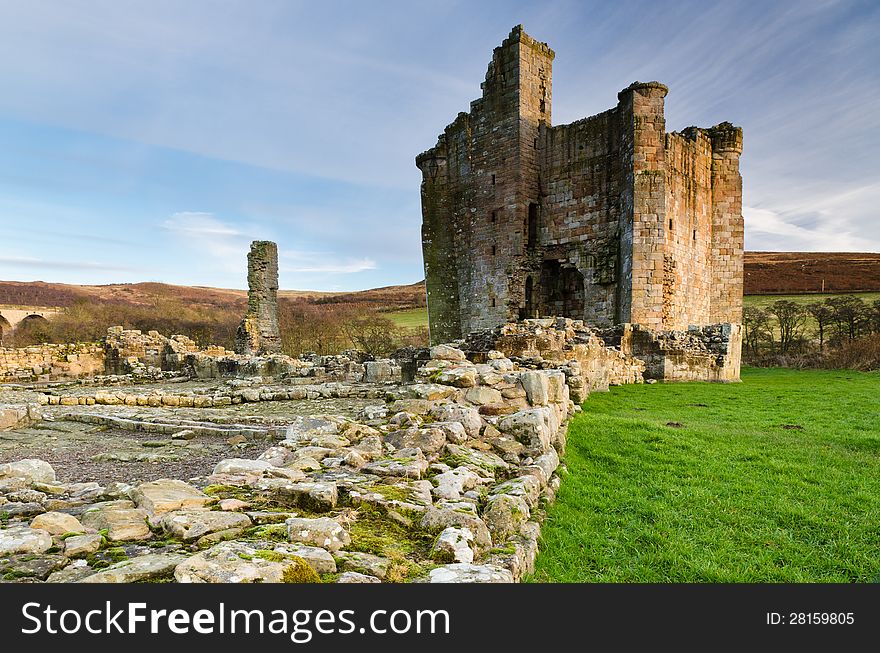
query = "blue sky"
xmin=0 ymin=0 xmax=877 ymax=290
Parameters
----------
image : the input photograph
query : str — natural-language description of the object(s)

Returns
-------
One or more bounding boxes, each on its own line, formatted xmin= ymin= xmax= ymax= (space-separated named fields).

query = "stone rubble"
xmin=0 ymin=342 xmax=576 ymax=584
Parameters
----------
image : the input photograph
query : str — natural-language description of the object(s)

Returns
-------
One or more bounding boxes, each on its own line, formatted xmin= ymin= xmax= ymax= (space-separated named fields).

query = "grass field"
xmin=743 ymin=292 xmax=880 ymax=310
xmin=528 ymin=367 xmax=880 ymax=582
xmin=385 ymin=307 xmax=429 ymax=329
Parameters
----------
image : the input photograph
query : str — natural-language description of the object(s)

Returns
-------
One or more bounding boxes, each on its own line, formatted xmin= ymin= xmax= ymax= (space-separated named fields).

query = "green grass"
xmin=744 ymin=292 xmax=880 ymax=310
xmin=529 ymin=367 xmax=880 ymax=582
xmin=385 ymin=307 xmax=429 ymax=329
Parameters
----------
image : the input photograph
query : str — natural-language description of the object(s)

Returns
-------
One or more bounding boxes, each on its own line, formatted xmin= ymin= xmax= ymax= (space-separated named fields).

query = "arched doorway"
xmin=540 ymin=261 xmax=585 ymax=319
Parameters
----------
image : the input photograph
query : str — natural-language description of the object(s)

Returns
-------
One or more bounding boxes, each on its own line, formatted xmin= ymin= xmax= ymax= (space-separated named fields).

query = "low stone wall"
xmin=621 ymin=323 xmax=742 ymax=382
xmin=183 ymin=350 xmax=402 ymax=385
xmin=464 ymin=318 xmax=645 ymax=401
xmin=0 ymin=343 xmax=105 ymax=383
xmin=465 ymin=317 xmax=742 ymax=388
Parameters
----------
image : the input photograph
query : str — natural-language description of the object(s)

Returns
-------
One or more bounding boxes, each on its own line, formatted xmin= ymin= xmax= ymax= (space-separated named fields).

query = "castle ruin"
xmin=417 ymin=26 xmax=743 ymax=381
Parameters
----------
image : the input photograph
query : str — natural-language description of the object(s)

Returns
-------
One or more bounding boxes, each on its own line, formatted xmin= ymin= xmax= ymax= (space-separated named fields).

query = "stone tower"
xmin=235 ymin=240 xmax=282 ymax=355
xmin=417 ymin=25 xmax=744 ymax=348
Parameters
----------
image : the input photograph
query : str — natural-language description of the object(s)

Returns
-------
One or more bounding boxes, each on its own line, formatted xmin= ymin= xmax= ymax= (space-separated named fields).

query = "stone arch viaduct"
xmin=0 ymin=306 xmax=63 ymax=342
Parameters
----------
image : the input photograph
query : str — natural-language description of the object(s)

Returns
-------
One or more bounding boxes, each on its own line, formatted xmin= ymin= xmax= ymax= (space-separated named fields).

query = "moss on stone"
xmin=347 ymin=504 xmax=434 ymax=582
xmin=242 ymin=523 xmax=288 ymax=541
xmin=282 ymin=556 xmax=321 ymax=583
xmin=204 ymin=484 xmax=252 ymax=500
xmin=254 ymin=550 xmax=285 ymax=563
xmin=371 ymin=484 xmax=414 ymax=502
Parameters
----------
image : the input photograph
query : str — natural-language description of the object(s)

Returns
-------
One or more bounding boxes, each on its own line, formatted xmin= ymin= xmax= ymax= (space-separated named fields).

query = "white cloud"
xmin=0 ymin=255 xmax=135 ymax=272
xmin=280 ymin=249 xmax=377 ymax=274
xmin=161 ymin=212 xmax=255 ymax=264
xmin=744 ymin=204 xmax=875 ymax=252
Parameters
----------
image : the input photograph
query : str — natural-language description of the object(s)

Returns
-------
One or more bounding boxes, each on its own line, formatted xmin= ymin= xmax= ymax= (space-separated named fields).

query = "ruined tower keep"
xmin=235 ymin=241 xmax=282 ymax=356
xmin=417 ymin=26 xmax=744 ymax=372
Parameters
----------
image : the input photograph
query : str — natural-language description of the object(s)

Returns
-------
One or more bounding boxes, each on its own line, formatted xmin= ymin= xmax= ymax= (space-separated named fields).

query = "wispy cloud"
xmin=161 ymin=212 xmax=254 ymax=263
xmin=0 ymin=255 xmax=135 ymax=272
xmin=280 ymin=249 xmax=377 ymax=274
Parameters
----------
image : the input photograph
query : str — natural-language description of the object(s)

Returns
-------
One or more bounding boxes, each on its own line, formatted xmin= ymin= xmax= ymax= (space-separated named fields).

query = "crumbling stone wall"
xmin=464 ymin=318 xmax=645 ymax=401
xmin=623 ymin=323 xmax=742 ymax=383
xmin=0 ymin=343 xmax=104 ymax=383
xmin=235 ymin=241 xmax=282 ymax=356
xmin=417 ymin=25 xmax=744 ymax=381
xmin=104 ymin=326 xmax=202 ymax=375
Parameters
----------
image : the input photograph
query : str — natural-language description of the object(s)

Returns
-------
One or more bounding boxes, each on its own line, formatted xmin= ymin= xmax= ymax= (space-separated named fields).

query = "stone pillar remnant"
xmin=235 ymin=241 xmax=282 ymax=355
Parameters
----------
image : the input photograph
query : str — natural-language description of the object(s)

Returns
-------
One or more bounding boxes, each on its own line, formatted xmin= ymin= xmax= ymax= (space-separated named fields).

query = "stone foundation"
xmin=0 ymin=343 xmax=573 ymax=584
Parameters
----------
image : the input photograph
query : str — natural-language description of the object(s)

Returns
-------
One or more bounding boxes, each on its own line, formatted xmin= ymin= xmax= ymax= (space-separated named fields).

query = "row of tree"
xmin=743 ymin=295 xmax=880 ymax=360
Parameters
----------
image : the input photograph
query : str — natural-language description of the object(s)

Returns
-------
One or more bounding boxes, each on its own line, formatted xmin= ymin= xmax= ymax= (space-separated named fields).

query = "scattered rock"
xmin=286 ymin=517 xmax=350 ymax=552
xmin=273 ymin=544 xmax=336 ymax=574
xmin=79 ymin=553 xmax=188 ymax=583
xmin=131 ymin=479 xmax=212 ymax=515
xmin=30 ymin=511 xmax=86 ymax=536
xmin=0 ymin=526 xmax=53 ymax=556
xmin=63 ymin=533 xmax=103 ymax=557
xmin=212 ymin=458 xmax=273 ymax=476
xmin=218 ymin=498 xmax=250 ymax=512
xmin=420 ymin=505 xmax=491 ymax=549
xmin=431 ymin=467 xmax=480 ymax=500
xmin=384 ymin=427 xmax=446 ymax=454
xmin=337 ymin=571 xmax=381 ymax=583
xmin=427 ymin=563 xmax=514 ymax=583
xmin=432 ymin=527 xmax=475 ymax=563
xmin=483 ymin=494 xmax=531 ymax=540
xmin=81 ymin=506 xmax=151 ymax=542
xmin=274 ymin=481 xmax=338 ymax=511
xmin=161 ymin=510 xmax=252 ymax=542
xmin=335 ymin=551 xmax=390 ymax=580
xmin=0 ymin=459 xmax=56 ymax=484
xmin=174 ymin=541 xmax=318 ymax=583
xmin=429 ymin=345 xmax=466 ymax=361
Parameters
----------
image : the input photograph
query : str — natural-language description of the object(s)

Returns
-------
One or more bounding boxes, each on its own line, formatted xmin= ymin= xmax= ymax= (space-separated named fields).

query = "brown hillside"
xmin=744 ymin=252 xmax=880 ymax=295
xmin=0 ymin=279 xmax=425 ymax=311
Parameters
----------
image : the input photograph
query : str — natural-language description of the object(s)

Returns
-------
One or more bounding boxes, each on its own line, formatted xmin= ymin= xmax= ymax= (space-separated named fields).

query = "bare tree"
xmin=806 ymin=301 xmax=834 ymax=351
xmin=825 ymin=296 xmax=870 ymax=342
xmin=743 ymin=306 xmax=773 ymax=356
xmin=769 ymin=300 xmax=806 ymax=354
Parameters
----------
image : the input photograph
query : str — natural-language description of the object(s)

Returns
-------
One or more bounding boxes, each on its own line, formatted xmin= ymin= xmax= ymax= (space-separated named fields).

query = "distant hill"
xmin=0 ymin=280 xmax=426 ymax=312
xmin=744 ymin=252 xmax=880 ymax=295
xmin=2 ymin=252 xmax=878 ymax=310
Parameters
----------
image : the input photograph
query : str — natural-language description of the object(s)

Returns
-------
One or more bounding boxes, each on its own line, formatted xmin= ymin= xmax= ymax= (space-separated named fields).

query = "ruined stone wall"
xmin=463 ymin=318 xmax=646 ymax=401
xmin=418 ymin=26 xmax=554 ymax=343
xmin=662 ymin=129 xmax=714 ymax=328
xmin=104 ymin=326 xmax=202 ymax=375
xmin=417 ymin=25 xmax=744 ymax=374
xmin=235 ymin=241 xmax=282 ymax=355
xmin=709 ymin=124 xmax=745 ymax=324
xmin=624 ymin=323 xmax=742 ymax=382
xmin=540 ymin=110 xmax=624 ymax=326
xmin=0 ymin=343 xmax=105 ymax=383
